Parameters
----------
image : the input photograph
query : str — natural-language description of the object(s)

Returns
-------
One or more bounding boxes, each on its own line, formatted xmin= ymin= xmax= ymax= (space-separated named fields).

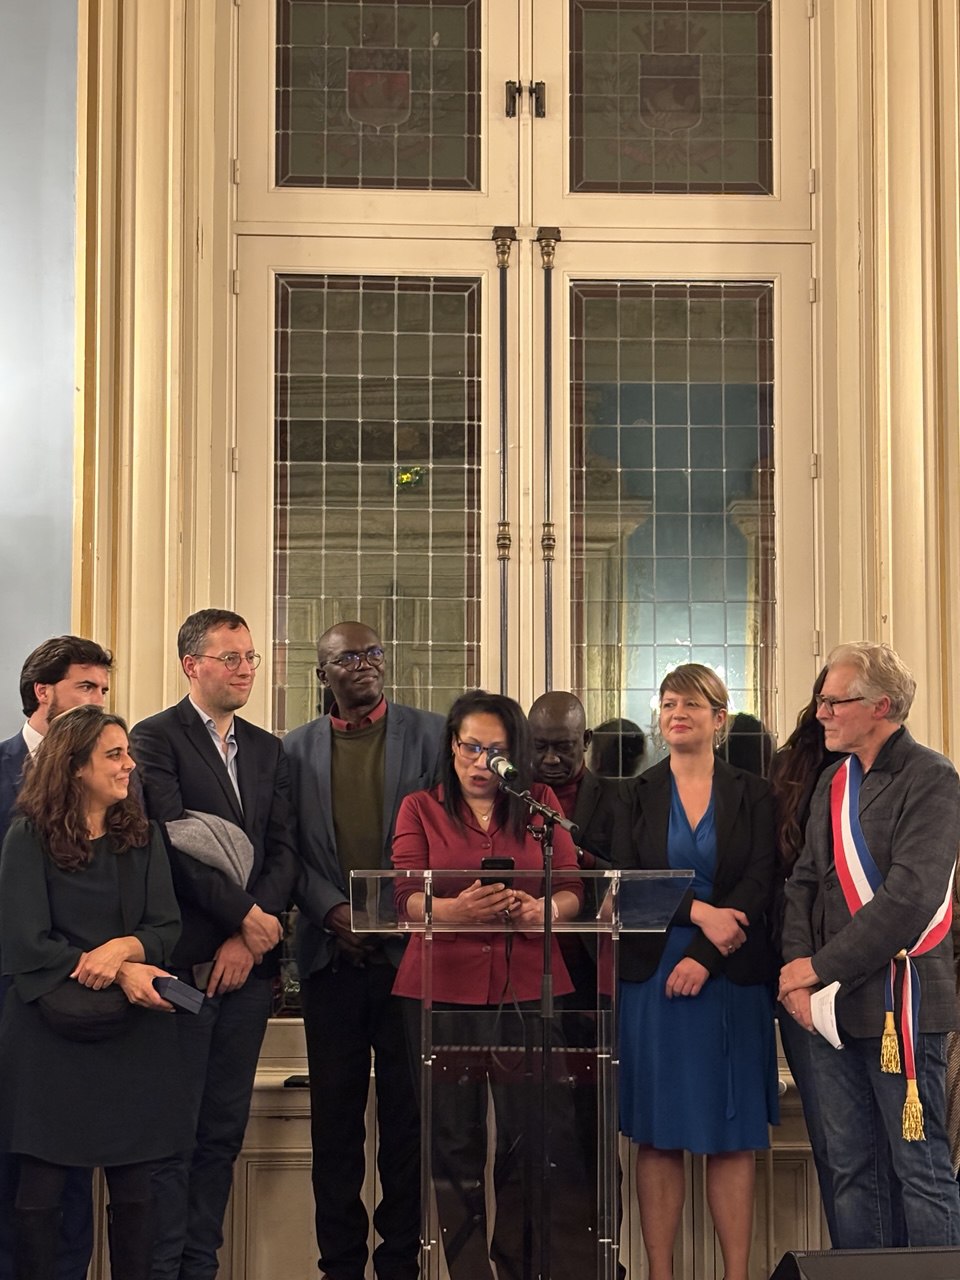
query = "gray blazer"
xmin=283 ymin=702 xmax=445 ymax=978
xmin=782 ymin=727 xmax=960 ymax=1036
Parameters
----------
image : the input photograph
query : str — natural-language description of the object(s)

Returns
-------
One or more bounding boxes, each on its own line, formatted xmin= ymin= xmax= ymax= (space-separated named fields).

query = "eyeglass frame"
xmin=189 ymin=651 xmax=262 ymax=672
xmin=454 ymin=738 xmax=505 ymax=761
xmin=815 ymin=695 xmax=865 ymax=714
xmin=318 ymin=645 xmax=386 ymax=673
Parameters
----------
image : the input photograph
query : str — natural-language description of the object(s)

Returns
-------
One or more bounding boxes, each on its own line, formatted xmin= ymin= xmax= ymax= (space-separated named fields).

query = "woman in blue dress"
xmin=613 ymin=664 xmax=778 ymax=1280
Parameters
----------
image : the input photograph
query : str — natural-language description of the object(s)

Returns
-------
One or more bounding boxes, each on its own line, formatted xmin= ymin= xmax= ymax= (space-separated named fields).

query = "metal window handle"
xmin=505 ymin=81 xmax=545 ymax=118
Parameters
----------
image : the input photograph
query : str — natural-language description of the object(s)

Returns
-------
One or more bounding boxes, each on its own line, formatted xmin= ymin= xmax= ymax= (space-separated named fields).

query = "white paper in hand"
xmin=810 ymin=981 xmax=843 ymax=1049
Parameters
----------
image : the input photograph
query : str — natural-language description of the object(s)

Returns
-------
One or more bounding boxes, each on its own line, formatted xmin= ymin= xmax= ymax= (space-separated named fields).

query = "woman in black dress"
xmin=0 ymin=705 xmax=188 ymax=1280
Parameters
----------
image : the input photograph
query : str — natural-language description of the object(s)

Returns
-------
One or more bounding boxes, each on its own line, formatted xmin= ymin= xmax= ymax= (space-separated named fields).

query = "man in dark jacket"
xmin=131 ymin=609 xmax=297 ymax=1280
xmin=781 ymin=642 xmax=960 ymax=1249
xmin=283 ymin=622 xmax=444 ymax=1280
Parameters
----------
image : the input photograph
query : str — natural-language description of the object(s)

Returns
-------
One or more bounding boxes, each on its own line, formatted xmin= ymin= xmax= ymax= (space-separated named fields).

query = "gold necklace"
xmin=474 ymin=805 xmax=494 ymax=824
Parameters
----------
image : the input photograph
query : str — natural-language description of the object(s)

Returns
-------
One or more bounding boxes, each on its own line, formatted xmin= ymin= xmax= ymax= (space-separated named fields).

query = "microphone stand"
xmin=496 ymin=779 xmax=578 ymax=1280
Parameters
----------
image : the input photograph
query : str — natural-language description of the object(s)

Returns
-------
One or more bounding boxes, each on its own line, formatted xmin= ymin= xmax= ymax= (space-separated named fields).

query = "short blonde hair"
xmin=659 ymin=664 xmax=730 ymax=742
xmin=825 ymin=642 xmax=916 ymax=723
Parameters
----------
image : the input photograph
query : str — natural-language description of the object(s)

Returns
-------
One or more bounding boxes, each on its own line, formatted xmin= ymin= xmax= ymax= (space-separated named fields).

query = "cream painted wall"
xmin=71 ymin=0 xmax=960 ymax=759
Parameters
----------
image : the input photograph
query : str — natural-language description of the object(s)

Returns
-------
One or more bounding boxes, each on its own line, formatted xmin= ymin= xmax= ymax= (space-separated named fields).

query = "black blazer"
xmin=0 ymin=732 xmax=29 ymax=847
xmin=612 ymin=757 xmax=777 ymax=985
xmin=130 ymin=697 xmax=298 ymax=971
xmin=571 ymin=769 xmax=617 ymax=864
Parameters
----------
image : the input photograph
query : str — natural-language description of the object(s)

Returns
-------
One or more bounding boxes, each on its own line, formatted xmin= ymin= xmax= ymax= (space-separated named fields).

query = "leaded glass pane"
xmin=276 ymin=0 xmax=481 ymax=190
xmin=274 ymin=274 xmax=482 ymax=731
xmin=570 ymin=280 xmax=775 ymax=763
xmin=570 ymin=0 xmax=773 ymax=194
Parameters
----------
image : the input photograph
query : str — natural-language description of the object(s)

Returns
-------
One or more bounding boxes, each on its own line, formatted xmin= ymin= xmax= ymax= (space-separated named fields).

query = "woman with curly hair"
xmin=0 ymin=705 xmax=188 ymax=1280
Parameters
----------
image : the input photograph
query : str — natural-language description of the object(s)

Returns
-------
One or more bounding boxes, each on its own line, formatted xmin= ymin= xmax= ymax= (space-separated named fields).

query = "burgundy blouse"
xmin=391 ymin=783 xmax=583 ymax=1004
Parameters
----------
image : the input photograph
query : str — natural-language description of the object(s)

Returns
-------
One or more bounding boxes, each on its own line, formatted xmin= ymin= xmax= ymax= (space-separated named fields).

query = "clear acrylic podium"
xmin=350 ymin=868 xmax=692 ymax=1280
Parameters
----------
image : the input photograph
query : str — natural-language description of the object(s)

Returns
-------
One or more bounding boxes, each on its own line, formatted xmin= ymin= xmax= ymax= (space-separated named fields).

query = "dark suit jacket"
xmin=571 ymin=769 xmax=616 ymax=864
xmin=130 ymin=697 xmax=298 ymax=971
xmin=782 ymin=727 xmax=960 ymax=1035
xmin=283 ymin=702 xmax=445 ymax=979
xmin=612 ymin=757 xmax=777 ymax=985
xmin=0 ymin=731 xmax=28 ymax=847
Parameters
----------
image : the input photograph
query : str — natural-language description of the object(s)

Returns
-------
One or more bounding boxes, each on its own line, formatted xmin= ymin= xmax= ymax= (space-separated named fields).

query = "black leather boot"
xmin=13 ymin=1206 xmax=60 ymax=1280
xmin=106 ymin=1199 xmax=154 ymax=1280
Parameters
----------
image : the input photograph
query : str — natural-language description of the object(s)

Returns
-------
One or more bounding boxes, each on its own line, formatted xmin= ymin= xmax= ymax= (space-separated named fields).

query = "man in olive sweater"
xmin=283 ymin=622 xmax=444 ymax=1280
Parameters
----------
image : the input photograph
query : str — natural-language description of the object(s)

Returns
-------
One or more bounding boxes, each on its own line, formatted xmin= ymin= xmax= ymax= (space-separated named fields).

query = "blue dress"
xmin=618 ymin=781 xmax=779 ymax=1153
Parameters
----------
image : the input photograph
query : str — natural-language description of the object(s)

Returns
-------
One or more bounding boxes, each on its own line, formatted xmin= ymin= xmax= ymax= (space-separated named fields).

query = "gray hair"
xmin=825 ymin=642 xmax=916 ymax=723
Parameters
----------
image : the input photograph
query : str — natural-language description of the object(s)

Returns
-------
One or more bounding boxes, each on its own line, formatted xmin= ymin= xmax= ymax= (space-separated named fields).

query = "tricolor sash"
xmin=830 ymin=754 xmax=954 ymax=1140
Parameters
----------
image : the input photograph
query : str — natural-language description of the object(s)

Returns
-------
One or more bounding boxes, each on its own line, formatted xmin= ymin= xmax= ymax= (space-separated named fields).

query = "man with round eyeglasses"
xmin=780 ymin=641 xmax=960 ymax=1249
xmin=283 ymin=621 xmax=445 ymax=1280
xmin=131 ymin=608 xmax=298 ymax=1280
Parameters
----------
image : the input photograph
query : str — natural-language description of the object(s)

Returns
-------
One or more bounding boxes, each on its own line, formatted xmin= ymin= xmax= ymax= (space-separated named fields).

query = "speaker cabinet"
xmin=772 ymin=1249 xmax=960 ymax=1279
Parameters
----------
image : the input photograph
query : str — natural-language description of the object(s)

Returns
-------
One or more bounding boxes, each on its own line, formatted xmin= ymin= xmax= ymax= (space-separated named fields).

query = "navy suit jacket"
xmin=612 ymin=756 xmax=777 ymax=985
xmin=283 ymin=702 xmax=445 ymax=978
xmin=130 ymin=697 xmax=298 ymax=971
xmin=0 ymin=732 xmax=28 ymax=847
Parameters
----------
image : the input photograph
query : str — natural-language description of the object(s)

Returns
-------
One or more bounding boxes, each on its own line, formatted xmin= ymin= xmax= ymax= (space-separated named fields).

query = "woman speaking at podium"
xmin=391 ymin=689 xmax=585 ymax=1280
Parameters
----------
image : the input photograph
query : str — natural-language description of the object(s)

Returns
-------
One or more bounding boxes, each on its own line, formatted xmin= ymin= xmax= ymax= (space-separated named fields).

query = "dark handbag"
xmin=37 ymin=981 xmax=130 ymax=1042
xmin=35 ymin=843 xmax=140 ymax=1043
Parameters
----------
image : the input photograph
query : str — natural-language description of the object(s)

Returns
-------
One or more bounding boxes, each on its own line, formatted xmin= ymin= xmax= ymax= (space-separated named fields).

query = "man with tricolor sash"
xmin=780 ymin=642 xmax=960 ymax=1250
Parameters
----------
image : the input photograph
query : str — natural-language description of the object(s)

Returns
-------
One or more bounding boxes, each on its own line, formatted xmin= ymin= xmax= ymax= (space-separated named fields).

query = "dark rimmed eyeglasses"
xmin=320 ymin=646 xmax=385 ymax=671
xmin=815 ymin=695 xmax=864 ymax=713
xmin=190 ymin=651 xmax=261 ymax=672
xmin=454 ymin=739 xmax=504 ymax=761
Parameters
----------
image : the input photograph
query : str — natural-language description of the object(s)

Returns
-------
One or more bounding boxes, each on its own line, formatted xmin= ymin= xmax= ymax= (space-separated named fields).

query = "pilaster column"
xmin=75 ymin=0 xmax=227 ymax=723
xmin=866 ymin=0 xmax=954 ymax=746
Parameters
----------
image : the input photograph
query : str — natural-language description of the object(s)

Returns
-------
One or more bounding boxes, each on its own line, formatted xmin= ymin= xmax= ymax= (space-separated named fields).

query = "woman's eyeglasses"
xmin=454 ymin=739 xmax=503 ymax=761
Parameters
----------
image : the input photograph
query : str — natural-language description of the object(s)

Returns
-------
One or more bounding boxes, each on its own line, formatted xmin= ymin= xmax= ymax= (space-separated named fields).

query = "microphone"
xmin=486 ymin=747 xmax=519 ymax=781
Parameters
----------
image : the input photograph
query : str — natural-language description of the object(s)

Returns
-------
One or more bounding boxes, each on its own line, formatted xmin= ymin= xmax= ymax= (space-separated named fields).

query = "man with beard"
xmin=283 ymin=622 xmax=444 ymax=1280
xmin=131 ymin=609 xmax=297 ymax=1280
xmin=0 ymin=634 xmax=112 ymax=1280
xmin=0 ymin=636 xmax=112 ymax=843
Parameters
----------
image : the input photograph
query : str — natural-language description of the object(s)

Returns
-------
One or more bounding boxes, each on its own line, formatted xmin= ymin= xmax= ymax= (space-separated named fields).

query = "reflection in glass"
xmin=274 ymin=274 xmax=482 ymax=731
xmin=570 ymin=280 xmax=775 ymax=749
xmin=276 ymin=0 xmax=481 ymax=190
xmin=570 ymin=0 xmax=773 ymax=194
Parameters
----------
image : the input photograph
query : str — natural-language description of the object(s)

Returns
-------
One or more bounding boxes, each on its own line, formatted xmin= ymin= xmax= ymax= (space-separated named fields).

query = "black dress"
xmin=0 ymin=818 xmax=192 ymax=1167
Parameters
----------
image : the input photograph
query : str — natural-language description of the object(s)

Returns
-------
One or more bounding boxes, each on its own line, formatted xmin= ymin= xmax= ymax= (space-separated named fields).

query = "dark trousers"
xmin=808 ymin=1028 xmax=960 ymax=1248
xmin=0 ymin=1155 xmax=92 ymax=1280
xmin=301 ymin=961 xmax=420 ymax=1280
xmin=150 ymin=975 xmax=273 ymax=1280
xmin=403 ymin=1000 xmax=597 ymax=1280
xmin=0 ymin=975 xmax=93 ymax=1280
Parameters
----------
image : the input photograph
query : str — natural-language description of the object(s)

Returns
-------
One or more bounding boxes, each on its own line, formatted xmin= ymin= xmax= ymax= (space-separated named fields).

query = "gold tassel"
xmin=902 ymin=1078 xmax=925 ymax=1142
xmin=880 ymin=1010 xmax=901 ymax=1074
